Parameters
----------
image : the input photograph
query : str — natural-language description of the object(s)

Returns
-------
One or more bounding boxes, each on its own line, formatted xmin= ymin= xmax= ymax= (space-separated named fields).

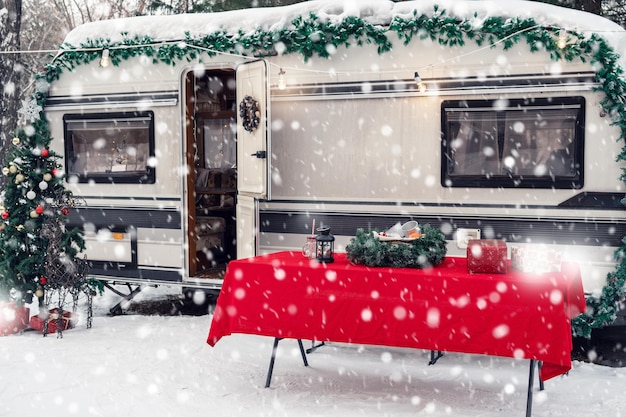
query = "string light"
xmin=414 ymin=71 xmax=426 ymax=93
xmin=278 ymin=68 xmax=286 ymax=90
xmin=99 ymin=49 xmax=111 ymax=67
xmin=557 ymin=30 xmax=568 ymax=49
xmin=555 ymin=28 xmax=579 ymax=50
xmin=39 ymin=23 xmax=576 ymax=79
xmin=23 ymin=22 xmax=586 ymax=81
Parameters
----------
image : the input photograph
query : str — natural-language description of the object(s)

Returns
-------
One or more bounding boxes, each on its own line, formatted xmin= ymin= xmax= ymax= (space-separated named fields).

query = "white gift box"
xmin=510 ymin=245 xmax=562 ymax=273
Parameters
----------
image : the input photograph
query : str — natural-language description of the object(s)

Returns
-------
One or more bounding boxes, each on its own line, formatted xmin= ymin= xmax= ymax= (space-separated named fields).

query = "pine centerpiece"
xmin=346 ymin=224 xmax=447 ymax=269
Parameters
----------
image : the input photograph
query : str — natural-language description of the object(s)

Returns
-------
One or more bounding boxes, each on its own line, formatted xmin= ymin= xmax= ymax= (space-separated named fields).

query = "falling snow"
xmin=2 ymin=1 xmax=625 ymax=416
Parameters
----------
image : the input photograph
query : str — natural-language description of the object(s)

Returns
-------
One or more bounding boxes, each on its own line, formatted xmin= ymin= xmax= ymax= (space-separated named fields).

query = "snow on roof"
xmin=62 ymin=0 xmax=626 ymax=65
xmin=64 ymin=0 xmax=625 ymax=44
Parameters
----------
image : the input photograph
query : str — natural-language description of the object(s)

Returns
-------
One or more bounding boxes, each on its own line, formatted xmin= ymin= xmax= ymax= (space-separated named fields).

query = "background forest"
xmin=1 ymin=0 xmax=625 ymax=179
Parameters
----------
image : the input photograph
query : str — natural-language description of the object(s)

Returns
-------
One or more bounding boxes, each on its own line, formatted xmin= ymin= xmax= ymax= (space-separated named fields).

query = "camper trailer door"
xmin=235 ymin=60 xmax=269 ymax=258
xmin=236 ymin=59 xmax=269 ymax=197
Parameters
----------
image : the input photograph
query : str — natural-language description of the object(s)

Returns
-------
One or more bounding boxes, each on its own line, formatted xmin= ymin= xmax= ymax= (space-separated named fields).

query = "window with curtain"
xmin=64 ymin=111 xmax=155 ymax=184
xmin=441 ymin=97 xmax=584 ymax=189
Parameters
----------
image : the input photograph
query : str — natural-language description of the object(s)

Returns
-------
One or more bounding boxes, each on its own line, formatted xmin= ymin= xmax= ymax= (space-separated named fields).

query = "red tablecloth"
xmin=208 ymin=252 xmax=586 ymax=381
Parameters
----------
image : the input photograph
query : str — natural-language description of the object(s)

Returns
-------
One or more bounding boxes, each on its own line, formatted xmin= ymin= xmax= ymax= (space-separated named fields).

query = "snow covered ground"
xmin=1 ymin=286 xmax=624 ymax=417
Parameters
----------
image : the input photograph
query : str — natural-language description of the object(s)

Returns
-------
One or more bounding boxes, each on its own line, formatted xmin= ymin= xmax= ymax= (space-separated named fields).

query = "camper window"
xmin=63 ymin=111 xmax=155 ymax=184
xmin=441 ymin=97 xmax=584 ymax=189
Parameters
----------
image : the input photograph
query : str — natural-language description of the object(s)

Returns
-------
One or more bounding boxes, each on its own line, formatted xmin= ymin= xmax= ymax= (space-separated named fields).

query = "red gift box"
xmin=29 ymin=308 xmax=76 ymax=334
xmin=466 ymin=239 xmax=508 ymax=274
xmin=0 ymin=302 xmax=30 ymax=336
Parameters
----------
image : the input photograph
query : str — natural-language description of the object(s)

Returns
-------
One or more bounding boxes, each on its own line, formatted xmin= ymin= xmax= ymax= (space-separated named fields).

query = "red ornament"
xmin=61 ymin=208 xmax=69 ymax=216
xmin=1 ymin=211 xmax=8 ymax=220
xmin=35 ymin=205 xmax=44 ymax=215
xmin=41 ymin=149 xmax=49 ymax=157
xmin=40 ymin=277 xmax=47 ymax=285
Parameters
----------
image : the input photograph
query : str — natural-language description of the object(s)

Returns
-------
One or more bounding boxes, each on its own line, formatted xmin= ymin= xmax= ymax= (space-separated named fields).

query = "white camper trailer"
xmin=44 ymin=1 xmax=626 ymax=306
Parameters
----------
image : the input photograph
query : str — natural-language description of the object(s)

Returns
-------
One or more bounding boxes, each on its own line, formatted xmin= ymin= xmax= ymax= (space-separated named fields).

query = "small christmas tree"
xmin=0 ymin=108 xmax=85 ymax=306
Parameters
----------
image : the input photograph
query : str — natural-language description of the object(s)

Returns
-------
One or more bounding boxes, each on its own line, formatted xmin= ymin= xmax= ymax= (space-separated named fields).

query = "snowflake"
xmin=17 ymin=98 xmax=43 ymax=122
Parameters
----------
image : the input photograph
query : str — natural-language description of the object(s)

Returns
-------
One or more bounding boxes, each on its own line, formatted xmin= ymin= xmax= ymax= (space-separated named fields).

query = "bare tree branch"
xmin=0 ymin=0 xmax=24 ymax=187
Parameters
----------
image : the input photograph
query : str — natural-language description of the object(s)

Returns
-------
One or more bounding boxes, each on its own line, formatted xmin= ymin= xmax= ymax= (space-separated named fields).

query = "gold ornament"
xmin=35 ymin=289 xmax=44 ymax=298
xmin=16 ymin=224 xmax=24 ymax=231
xmin=43 ymin=173 xmax=52 ymax=182
xmin=30 ymin=210 xmax=39 ymax=218
xmin=9 ymin=165 xmax=17 ymax=174
xmin=12 ymin=137 xmax=20 ymax=145
xmin=15 ymin=173 xmax=25 ymax=183
xmin=2 ymin=167 xmax=8 ymax=176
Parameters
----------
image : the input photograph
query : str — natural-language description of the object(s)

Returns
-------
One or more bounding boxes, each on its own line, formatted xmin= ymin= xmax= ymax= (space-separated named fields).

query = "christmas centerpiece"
xmin=346 ymin=223 xmax=447 ymax=268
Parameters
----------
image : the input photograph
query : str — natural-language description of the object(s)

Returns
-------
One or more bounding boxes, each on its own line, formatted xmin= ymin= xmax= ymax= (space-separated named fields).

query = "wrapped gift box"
xmin=0 ymin=302 xmax=30 ymax=336
xmin=29 ymin=308 xmax=76 ymax=334
xmin=511 ymin=245 xmax=562 ymax=273
xmin=467 ymin=239 xmax=508 ymax=274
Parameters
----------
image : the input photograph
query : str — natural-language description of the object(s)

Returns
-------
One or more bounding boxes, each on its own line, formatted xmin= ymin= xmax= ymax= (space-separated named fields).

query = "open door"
xmin=236 ymin=59 xmax=269 ymax=197
xmin=236 ymin=59 xmax=269 ymax=259
xmin=184 ymin=68 xmax=238 ymax=278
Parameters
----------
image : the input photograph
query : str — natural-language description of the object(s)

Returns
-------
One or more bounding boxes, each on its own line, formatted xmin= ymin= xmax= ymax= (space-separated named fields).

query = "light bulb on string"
xmin=100 ymin=49 xmax=111 ymax=67
xmin=414 ymin=71 xmax=427 ymax=93
xmin=278 ymin=68 xmax=286 ymax=90
xmin=557 ymin=30 xmax=568 ymax=49
xmin=555 ymin=29 xmax=578 ymax=50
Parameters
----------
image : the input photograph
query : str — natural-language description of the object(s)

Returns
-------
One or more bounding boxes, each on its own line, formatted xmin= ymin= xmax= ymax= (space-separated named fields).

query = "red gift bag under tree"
xmin=0 ymin=302 xmax=30 ymax=336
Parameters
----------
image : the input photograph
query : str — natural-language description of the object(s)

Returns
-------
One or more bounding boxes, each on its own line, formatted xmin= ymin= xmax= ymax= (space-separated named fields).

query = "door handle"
xmin=251 ymin=150 xmax=267 ymax=159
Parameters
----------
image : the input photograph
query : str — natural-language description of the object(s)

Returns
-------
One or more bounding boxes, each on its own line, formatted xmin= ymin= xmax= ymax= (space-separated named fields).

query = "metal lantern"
xmin=315 ymin=226 xmax=335 ymax=263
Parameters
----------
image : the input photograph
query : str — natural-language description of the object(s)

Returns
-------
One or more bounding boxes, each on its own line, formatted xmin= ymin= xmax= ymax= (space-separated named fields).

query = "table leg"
xmin=265 ymin=338 xmax=281 ymax=388
xmin=306 ymin=340 xmax=326 ymax=354
xmin=428 ymin=350 xmax=444 ymax=365
xmin=297 ymin=339 xmax=309 ymax=366
xmin=265 ymin=338 xmax=309 ymax=388
xmin=526 ymin=359 xmax=538 ymax=417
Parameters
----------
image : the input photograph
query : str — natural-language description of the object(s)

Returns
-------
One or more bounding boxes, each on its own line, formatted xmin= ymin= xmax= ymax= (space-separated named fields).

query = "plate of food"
xmin=373 ymin=231 xmax=420 ymax=242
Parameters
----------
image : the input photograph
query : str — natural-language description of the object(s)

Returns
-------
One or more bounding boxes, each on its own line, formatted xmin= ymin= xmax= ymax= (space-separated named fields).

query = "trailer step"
xmin=194 ymin=266 xmax=227 ymax=279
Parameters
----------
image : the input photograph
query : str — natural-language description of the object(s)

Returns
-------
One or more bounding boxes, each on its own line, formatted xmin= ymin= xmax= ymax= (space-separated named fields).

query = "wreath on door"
xmin=239 ymin=95 xmax=261 ymax=133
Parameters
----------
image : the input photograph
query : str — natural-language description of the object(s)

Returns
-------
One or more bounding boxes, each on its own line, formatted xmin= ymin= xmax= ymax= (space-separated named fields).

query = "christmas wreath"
xmin=239 ymin=95 xmax=260 ymax=133
xmin=346 ymin=224 xmax=447 ymax=268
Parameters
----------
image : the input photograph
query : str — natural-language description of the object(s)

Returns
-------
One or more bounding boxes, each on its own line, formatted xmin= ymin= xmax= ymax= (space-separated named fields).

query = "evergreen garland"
xmin=346 ymin=225 xmax=447 ymax=269
xmin=13 ymin=5 xmax=626 ymax=336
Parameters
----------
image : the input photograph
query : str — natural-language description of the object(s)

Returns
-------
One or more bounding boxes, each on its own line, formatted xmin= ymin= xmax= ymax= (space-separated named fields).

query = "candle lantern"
xmin=315 ymin=226 xmax=335 ymax=263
